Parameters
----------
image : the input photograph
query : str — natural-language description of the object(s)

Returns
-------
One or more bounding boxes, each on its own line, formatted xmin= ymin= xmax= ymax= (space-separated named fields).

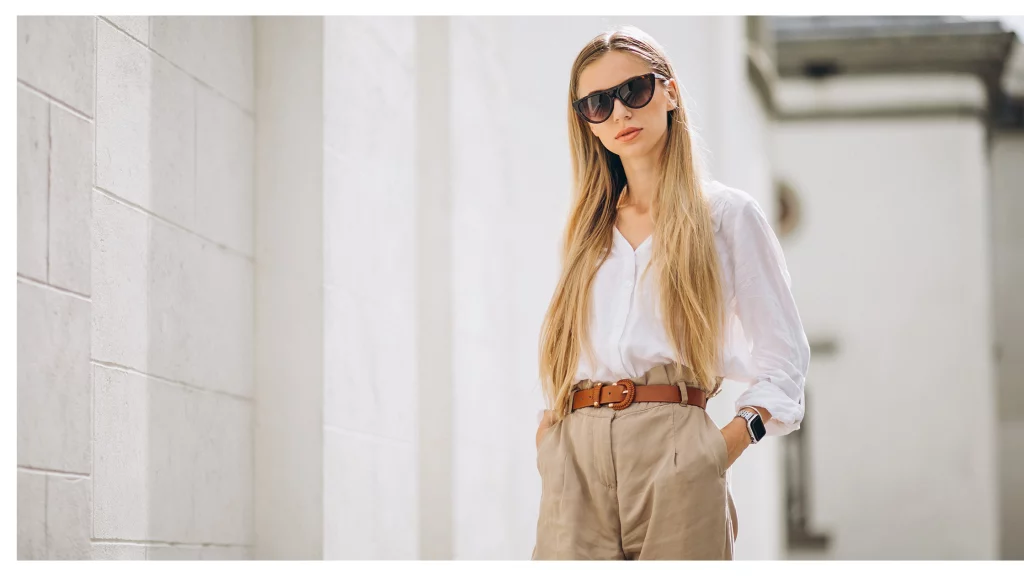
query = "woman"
xmin=532 ymin=25 xmax=811 ymax=560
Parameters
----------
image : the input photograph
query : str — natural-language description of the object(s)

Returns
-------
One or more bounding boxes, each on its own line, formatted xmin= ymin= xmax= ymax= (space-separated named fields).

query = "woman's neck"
xmin=620 ymin=155 xmax=659 ymax=212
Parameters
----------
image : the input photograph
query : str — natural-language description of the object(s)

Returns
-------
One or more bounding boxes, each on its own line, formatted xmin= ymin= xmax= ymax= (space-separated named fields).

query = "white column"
xmin=415 ymin=15 xmax=455 ymax=561
xmin=321 ymin=15 xmax=420 ymax=560
xmin=991 ymin=130 xmax=1024 ymax=558
xmin=253 ymin=16 xmax=324 ymax=559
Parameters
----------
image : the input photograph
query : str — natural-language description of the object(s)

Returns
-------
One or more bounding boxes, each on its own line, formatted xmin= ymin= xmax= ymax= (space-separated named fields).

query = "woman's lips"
xmin=617 ymin=128 xmax=642 ymax=142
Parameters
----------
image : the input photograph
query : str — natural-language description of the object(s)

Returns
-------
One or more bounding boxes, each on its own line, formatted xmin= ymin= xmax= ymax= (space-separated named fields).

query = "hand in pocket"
xmin=536 ymin=409 xmax=556 ymax=450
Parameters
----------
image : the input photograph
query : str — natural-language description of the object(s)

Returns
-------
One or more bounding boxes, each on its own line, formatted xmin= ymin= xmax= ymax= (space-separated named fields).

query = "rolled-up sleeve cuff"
xmin=734 ymin=380 xmax=805 ymax=437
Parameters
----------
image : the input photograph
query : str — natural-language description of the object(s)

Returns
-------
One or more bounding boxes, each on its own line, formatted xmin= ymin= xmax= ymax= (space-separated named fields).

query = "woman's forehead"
xmin=577 ymin=52 xmax=650 ymax=99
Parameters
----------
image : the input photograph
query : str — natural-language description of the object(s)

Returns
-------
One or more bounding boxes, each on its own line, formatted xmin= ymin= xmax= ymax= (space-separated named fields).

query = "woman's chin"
xmin=614 ymin=144 xmax=650 ymax=160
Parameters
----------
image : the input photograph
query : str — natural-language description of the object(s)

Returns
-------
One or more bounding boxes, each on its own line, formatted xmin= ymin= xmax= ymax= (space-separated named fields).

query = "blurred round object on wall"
xmin=776 ymin=179 xmax=802 ymax=239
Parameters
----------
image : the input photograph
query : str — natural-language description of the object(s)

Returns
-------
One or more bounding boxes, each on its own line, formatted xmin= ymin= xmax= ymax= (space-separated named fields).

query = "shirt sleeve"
xmin=724 ymin=191 xmax=810 ymax=437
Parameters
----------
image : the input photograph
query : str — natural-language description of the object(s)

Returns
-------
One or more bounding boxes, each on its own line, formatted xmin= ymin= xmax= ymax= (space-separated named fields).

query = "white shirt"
xmin=573 ymin=180 xmax=810 ymax=437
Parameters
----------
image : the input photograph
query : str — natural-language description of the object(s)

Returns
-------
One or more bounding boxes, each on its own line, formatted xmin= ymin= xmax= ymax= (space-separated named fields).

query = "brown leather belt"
xmin=570 ymin=379 xmax=708 ymax=412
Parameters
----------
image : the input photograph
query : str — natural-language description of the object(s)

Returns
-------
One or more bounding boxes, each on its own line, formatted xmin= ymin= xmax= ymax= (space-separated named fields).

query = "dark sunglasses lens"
xmin=622 ymin=75 xmax=655 ymax=108
xmin=579 ymin=94 xmax=612 ymax=122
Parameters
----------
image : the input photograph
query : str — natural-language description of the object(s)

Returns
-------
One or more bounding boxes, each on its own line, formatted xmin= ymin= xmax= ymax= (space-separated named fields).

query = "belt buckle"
xmin=609 ymin=379 xmax=636 ymax=410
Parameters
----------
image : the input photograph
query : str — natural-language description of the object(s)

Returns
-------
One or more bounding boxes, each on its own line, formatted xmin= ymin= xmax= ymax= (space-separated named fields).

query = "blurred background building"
xmin=16 ymin=14 xmax=1023 ymax=560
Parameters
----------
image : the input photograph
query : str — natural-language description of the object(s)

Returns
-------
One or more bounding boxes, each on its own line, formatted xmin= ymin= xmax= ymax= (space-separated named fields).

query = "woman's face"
xmin=576 ymin=51 xmax=677 ymax=160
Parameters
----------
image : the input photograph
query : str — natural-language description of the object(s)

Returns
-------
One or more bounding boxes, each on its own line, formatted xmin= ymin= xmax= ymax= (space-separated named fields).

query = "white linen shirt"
xmin=573 ymin=179 xmax=810 ymax=437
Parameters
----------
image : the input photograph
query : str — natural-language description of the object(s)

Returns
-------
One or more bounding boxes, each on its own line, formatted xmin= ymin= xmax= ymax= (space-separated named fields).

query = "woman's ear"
xmin=666 ymin=79 xmax=679 ymax=110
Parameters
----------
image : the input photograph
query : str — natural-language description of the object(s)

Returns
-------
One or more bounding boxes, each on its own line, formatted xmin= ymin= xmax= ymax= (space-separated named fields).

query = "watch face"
xmin=750 ymin=415 xmax=767 ymax=440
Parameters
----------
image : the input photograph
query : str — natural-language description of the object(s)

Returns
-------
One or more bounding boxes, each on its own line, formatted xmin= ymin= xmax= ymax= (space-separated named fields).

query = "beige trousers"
xmin=532 ymin=362 xmax=738 ymax=560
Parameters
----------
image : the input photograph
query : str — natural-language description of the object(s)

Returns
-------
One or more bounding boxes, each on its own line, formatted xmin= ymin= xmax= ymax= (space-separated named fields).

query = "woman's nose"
xmin=610 ymin=97 xmax=631 ymax=121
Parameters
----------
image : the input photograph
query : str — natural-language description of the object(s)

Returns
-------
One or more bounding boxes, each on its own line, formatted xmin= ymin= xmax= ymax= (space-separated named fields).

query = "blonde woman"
xmin=532 ymin=25 xmax=810 ymax=560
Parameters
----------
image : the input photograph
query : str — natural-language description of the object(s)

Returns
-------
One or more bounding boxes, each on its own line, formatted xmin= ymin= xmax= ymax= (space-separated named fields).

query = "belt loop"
xmin=676 ymin=363 xmax=687 ymax=406
xmin=567 ymin=381 xmax=582 ymax=415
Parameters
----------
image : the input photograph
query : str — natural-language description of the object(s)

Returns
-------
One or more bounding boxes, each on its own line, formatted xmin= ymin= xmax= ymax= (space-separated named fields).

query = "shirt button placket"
xmin=613 ymin=250 xmax=636 ymax=375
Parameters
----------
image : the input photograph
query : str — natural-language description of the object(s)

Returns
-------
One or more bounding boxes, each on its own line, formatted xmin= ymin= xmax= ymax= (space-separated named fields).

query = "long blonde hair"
xmin=538 ymin=25 xmax=725 ymax=420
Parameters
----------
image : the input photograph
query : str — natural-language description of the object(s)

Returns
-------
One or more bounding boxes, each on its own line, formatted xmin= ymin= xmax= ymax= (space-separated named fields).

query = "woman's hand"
xmin=718 ymin=417 xmax=753 ymax=470
xmin=536 ymin=409 xmax=557 ymax=450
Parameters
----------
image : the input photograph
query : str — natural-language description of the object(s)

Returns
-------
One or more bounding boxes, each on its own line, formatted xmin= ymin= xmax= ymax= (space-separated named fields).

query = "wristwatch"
xmin=736 ymin=407 xmax=767 ymax=444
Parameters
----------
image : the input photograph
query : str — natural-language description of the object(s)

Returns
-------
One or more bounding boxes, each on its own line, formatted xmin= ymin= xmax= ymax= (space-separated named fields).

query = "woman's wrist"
xmin=729 ymin=416 xmax=753 ymax=446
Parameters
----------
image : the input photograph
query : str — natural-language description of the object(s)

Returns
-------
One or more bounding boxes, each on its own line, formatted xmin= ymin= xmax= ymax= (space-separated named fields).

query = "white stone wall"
xmin=17 ymin=16 xmax=254 ymax=560
xmin=774 ymin=74 xmax=998 ymax=559
xmin=319 ymin=15 xmax=421 ymax=560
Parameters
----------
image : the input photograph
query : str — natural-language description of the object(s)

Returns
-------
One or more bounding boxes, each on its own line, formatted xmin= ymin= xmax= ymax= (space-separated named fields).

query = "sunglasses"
xmin=572 ymin=72 xmax=669 ymax=124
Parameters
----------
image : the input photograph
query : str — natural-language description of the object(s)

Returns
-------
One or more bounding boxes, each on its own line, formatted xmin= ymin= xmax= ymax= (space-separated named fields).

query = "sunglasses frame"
xmin=572 ymin=72 xmax=670 ymax=124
